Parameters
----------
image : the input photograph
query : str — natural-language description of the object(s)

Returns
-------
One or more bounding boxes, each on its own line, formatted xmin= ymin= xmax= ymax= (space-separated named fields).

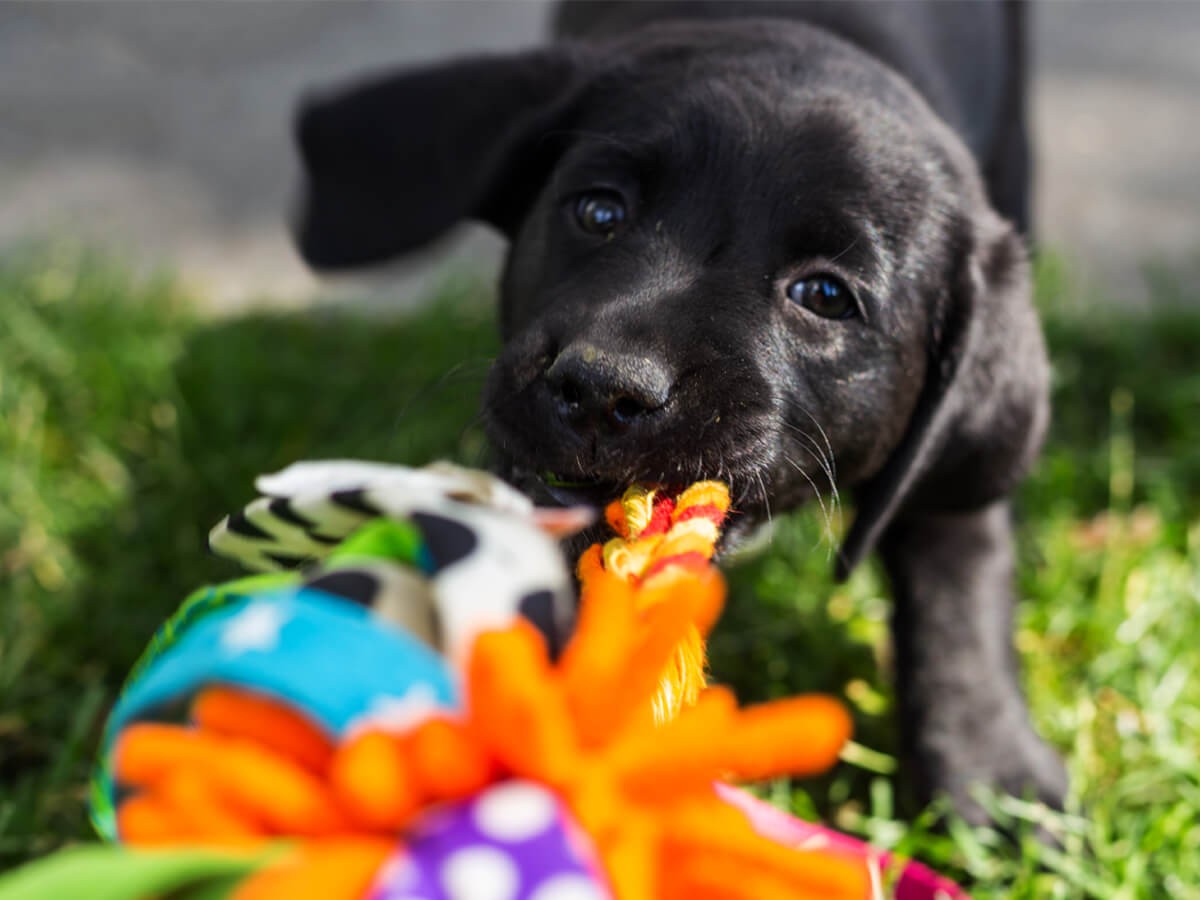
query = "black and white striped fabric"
xmin=208 ymin=460 xmax=581 ymax=662
xmin=209 ymin=460 xmax=537 ymax=572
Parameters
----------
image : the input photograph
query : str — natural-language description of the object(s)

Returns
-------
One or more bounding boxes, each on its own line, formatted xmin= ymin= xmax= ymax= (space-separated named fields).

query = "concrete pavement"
xmin=1 ymin=1 xmax=1196 ymax=309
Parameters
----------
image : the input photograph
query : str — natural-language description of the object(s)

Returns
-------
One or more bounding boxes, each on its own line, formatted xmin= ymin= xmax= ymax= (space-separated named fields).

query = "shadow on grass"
xmin=70 ymin=288 xmax=503 ymax=649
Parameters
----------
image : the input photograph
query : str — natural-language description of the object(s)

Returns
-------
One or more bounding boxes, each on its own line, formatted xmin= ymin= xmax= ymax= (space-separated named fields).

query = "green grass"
xmin=1 ymin=249 xmax=1197 ymax=896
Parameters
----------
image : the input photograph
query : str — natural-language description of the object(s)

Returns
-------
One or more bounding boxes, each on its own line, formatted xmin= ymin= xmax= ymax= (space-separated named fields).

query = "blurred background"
xmin=2 ymin=0 xmax=1198 ymax=310
xmin=2 ymin=3 xmax=1199 ymax=896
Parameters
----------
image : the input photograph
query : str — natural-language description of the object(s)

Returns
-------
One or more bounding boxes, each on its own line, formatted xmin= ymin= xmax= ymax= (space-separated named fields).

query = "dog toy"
xmin=0 ymin=461 xmax=967 ymax=900
xmin=582 ymin=481 xmax=730 ymax=719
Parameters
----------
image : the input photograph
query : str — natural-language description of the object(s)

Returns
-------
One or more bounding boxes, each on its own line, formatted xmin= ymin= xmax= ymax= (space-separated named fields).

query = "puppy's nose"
xmin=546 ymin=343 xmax=672 ymax=433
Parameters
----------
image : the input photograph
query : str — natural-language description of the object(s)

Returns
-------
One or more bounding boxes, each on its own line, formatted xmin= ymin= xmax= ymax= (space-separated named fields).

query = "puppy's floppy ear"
xmin=836 ymin=213 xmax=1049 ymax=579
xmin=295 ymin=48 xmax=588 ymax=269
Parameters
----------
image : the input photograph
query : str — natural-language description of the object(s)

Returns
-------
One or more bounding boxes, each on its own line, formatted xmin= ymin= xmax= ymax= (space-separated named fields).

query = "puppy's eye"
xmin=786 ymin=274 xmax=858 ymax=319
xmin=573 ymin=191 xmax=627 ymax=235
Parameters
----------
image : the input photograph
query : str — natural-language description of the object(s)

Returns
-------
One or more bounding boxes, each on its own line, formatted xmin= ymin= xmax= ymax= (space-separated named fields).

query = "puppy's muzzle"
xmin=545 ymin=342 xmax=673 ymax=436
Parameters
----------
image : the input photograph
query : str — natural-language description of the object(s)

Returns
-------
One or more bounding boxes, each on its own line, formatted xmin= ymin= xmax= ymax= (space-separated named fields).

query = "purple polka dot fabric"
xmin=367 ymin=780 xmax=612 ymax=900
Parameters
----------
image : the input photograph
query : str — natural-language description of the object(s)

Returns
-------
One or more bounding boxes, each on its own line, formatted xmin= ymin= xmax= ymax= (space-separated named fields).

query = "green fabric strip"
xmin=325 ymin=518 xmax=430 ymax=572
xmin=0 ymin=845 xmax=282 ymax=900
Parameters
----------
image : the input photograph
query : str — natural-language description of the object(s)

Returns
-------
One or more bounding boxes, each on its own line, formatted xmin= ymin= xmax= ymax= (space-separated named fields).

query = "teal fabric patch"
xmin=125 ymin=572 xmax=299 ymax=688
xmin=92 ymin=585 xmax=455 ymax=839
xmin=90 ymin=572 xmax=298 ymax=839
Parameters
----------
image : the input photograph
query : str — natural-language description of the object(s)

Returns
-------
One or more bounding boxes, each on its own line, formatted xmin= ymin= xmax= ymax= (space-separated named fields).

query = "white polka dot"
xmin=473 ymin=780 xmax=558 ymax=843
xmin=528 ymin=873 xmax=609 ymax=900
xmin=440 ymin=846 xmax=519 ymax=900
xmin=221 ymin=602 xmax=289 ymax=653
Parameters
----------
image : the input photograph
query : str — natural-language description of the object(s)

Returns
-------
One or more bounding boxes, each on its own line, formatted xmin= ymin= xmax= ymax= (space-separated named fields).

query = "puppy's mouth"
xmin=536 ymin=471 xmax=623 ymax=508
xmin=511 ymin=467 xmax=690 ymax=511
xmin=500 ymin=454 xmax=784 ymax=561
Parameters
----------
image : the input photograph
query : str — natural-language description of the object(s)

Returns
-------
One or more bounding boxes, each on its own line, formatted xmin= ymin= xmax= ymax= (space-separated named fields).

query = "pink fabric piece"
xmin=716 ymin=783 xmax=969 ymax=899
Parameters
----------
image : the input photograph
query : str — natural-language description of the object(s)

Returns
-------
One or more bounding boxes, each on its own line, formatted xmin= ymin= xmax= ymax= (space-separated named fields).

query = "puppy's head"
xmin=295 ymin=20 xmax=1048 ymax=573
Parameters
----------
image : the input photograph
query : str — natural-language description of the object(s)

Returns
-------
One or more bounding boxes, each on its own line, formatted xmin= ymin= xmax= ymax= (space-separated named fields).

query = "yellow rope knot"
xmin=583 ymin=481 xmax=732 ymax=720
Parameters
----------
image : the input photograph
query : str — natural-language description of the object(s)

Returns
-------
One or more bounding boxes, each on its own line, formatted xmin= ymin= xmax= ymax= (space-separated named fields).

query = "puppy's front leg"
xmin=879 ymin=500 xmax=1067 ymax=826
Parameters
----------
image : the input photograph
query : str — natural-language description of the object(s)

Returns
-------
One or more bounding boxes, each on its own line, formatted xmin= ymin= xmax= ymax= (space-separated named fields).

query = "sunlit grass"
xmin=1 ymin=250 xmax=1197 ymax=896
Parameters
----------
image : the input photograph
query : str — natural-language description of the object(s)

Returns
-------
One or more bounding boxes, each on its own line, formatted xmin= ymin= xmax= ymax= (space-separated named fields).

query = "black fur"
xmin=292 ymin=0 xmax=1065 ymax=827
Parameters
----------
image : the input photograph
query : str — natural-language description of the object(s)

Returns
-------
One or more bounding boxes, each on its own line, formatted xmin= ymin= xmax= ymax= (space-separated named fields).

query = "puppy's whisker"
xmin=391 ymin=356 xmax=496 ymax=433
xmin=783 ymin=451 xmax=831 ymax=540
xmin=789 ymin=433 xmax=842 ymax=526
xmin=781 ymin=424 xmax=837 ymax=503
xmin=786 ymin=407 xmax=834 ymax=474
xmin=755 ymin=469 xmax=773 ymax=532
xmin=782 ymin=423 xmax=836 ymax=489
xmin=827 ymin=234 xmax=861 ymax=266
xmin=791 ymin=406 xmax=838 ymax=482
xmin=781 ymin=417 xmax=842 ymax=525
xmin=782 ymin=452 xmax=836 ymax=557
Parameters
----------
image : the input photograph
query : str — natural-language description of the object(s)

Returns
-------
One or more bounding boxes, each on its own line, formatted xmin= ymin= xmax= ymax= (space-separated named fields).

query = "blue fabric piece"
xmin=107 ymin=586 xmax=457 ymax=741
xmin=91 ymin=575 xmax=294 ymax=840
xmin=94 ymin=585 xmax=457 ymax=839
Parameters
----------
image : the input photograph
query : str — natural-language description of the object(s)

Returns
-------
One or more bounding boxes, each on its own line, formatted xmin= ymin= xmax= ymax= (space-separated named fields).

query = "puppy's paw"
xmin=916 ymin=720 xmax=1069 ymax=838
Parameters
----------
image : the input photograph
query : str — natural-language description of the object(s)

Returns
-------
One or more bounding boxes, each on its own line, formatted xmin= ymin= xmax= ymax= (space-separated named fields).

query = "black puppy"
xmin=293 ymin=0 xmax=1067 ymax=827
